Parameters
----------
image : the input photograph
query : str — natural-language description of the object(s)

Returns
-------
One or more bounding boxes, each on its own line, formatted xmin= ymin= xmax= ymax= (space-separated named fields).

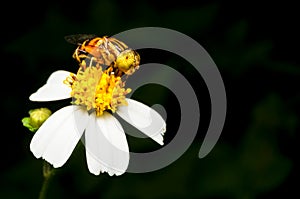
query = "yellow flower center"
xmin=65 ymin=67 xmax=131 ymax=116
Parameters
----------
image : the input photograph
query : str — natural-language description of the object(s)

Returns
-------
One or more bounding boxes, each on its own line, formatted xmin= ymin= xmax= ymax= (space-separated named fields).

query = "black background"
xmin=1 ymin=0 xmax=299 ymax=198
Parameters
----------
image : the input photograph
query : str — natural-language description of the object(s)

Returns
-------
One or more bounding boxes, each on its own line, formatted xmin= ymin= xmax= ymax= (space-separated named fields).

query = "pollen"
xmin=66 ymin=67 xmax=131 ymax=116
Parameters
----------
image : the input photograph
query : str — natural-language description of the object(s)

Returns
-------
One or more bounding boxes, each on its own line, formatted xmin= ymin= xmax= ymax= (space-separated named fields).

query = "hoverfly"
xmin=65 ymin=34 xmax=140 ymax=77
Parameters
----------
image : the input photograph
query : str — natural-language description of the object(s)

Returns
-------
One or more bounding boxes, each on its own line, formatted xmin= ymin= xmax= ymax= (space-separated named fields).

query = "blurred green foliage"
xmin=1 ymin=0 xmax=298 ymax=198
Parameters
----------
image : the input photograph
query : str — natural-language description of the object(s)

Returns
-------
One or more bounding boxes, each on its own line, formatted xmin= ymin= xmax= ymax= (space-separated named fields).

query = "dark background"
xmin=1 ymin=0 xmax=298 ymax=198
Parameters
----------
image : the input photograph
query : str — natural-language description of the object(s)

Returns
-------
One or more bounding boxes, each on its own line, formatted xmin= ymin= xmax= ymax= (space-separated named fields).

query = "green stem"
xmin=38 ymin=175 xmax=51 ymax=199
xmin=38 ymin=161 xmax=55 ymax=199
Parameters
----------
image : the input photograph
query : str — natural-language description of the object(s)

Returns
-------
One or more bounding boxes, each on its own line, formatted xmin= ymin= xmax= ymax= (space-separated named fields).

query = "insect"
xmin=65 ymin=34 xmax=140 ymax=76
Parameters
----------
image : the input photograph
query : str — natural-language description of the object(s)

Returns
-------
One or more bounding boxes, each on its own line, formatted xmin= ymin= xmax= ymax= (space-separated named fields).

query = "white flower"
xmin=29 ymin=69 xmax=166 ymax=176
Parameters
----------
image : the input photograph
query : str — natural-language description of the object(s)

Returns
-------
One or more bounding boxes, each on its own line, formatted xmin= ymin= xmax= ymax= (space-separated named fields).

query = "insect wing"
xmin=64 ymin=34 xmax=97 ymax=45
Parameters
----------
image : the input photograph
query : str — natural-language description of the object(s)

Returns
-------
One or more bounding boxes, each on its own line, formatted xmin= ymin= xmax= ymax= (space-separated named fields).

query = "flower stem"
xmin=39 ymin=161 xmax=55 ymax=199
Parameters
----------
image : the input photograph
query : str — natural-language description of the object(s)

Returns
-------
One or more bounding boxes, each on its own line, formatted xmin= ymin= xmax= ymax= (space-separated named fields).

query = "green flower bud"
xmin=22 ymin=108 xmax=52 ymax=132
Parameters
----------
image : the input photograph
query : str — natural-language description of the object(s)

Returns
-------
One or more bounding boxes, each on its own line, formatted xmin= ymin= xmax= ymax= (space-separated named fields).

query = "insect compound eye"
xmin=115 ymin=49 xmax=140 ymax=73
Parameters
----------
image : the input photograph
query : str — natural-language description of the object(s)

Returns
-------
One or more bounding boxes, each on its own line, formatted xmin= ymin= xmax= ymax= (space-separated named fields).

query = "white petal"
xmin=29 ymin=70 xmax=73 ymax=101
xmin=30 ymin=105 xmax=89 ymax=168
xmin=117 ymin=98 xmax=166 ymax=145
xmin=85 ymin=112 xmax=129 ymax=176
